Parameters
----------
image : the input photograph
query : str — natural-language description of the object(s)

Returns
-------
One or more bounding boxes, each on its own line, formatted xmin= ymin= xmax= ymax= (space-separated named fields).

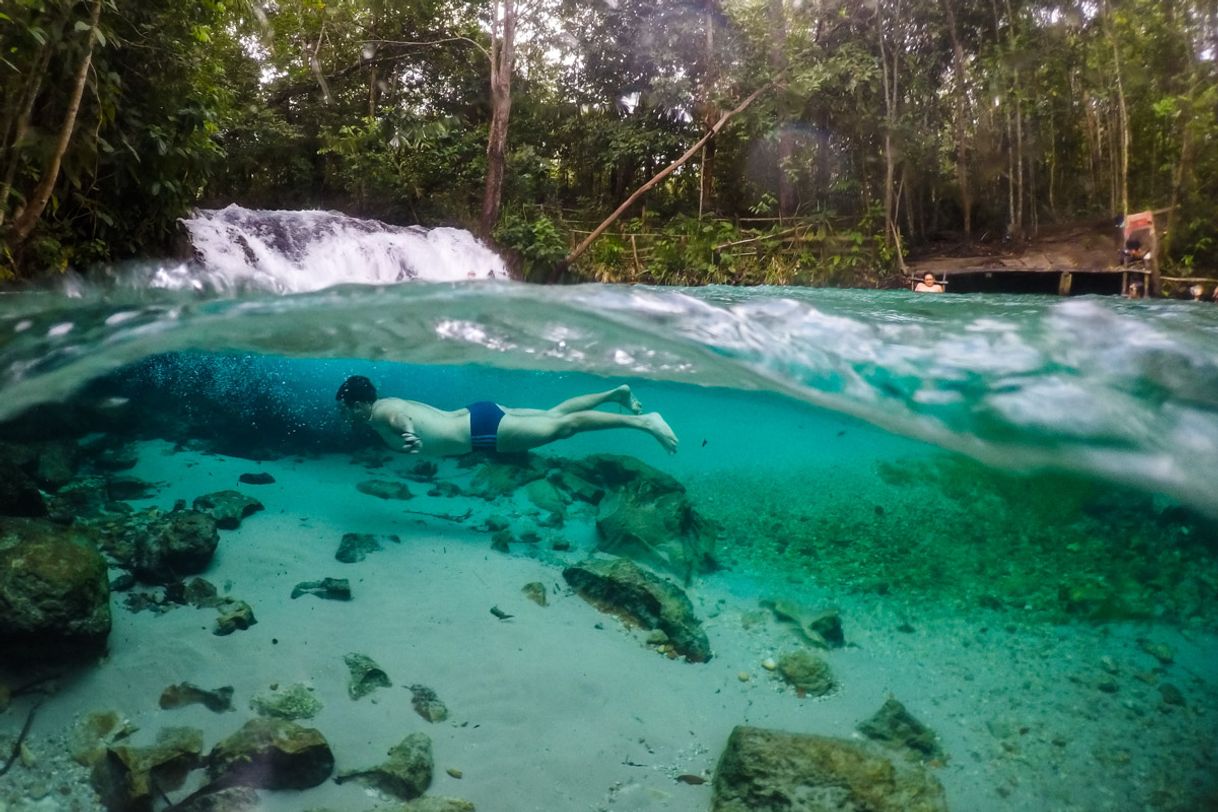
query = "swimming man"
xmin=336 ymin=375 xmax=678 ymax=456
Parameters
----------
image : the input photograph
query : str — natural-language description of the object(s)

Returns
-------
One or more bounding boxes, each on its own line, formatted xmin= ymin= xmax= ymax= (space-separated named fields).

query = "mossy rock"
xmin=711 ymin=726 xmax=947 ymax=812
xmin=0 ymin=518 xmax=111 ymax=662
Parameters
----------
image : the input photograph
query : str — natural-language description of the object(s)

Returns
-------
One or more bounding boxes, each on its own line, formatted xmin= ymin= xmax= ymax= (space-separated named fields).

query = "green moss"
xmin=690 ymin=455 xmax=1218 ymax=630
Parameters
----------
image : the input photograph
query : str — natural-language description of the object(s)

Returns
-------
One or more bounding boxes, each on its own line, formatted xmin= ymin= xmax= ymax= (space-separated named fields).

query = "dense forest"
xmin=1 ymin=0 xmax=1216 ymax=285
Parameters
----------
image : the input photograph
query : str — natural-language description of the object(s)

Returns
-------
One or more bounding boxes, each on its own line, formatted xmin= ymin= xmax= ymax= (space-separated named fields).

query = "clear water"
xmin=1 ymin=257 xmax=1217 ymax=810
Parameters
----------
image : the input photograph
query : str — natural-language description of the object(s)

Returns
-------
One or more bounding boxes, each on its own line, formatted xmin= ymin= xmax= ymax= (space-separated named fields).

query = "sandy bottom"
xmin=2 ymin=440 xmax=1216 ymax=811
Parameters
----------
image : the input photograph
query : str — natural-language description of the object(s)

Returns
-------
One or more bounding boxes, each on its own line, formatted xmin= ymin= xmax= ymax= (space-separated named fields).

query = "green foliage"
xmin=494 ymin=211 xmax=568 ymax=281
xmin=2 ymin=0 xmax=1216 ymax=284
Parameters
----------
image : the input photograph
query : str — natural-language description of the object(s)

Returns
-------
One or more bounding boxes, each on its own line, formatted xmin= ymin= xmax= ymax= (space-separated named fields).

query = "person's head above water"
xmin=336 ymin=375 xmax=377 ymax=409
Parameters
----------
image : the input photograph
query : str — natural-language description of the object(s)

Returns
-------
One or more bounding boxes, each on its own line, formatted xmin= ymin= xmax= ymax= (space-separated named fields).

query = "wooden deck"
xmin=910 ymin=255 xmax=1152 ymax=296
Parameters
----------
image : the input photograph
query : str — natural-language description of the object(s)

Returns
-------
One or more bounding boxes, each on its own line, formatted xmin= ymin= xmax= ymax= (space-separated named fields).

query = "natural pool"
xmin=1 ymin=263 xmax=1217 ymax=810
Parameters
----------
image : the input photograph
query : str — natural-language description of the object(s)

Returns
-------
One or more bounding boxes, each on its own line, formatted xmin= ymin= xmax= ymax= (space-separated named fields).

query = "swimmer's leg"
xmin=547 ymin=385 xmax=643 ymax=415
xmin=497 ymin=410 xmax=677 ymax=454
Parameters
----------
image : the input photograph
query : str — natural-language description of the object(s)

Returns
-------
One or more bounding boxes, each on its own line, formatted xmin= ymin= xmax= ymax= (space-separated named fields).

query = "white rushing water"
xmin=169 ymin=205 xmax=508 ymax=293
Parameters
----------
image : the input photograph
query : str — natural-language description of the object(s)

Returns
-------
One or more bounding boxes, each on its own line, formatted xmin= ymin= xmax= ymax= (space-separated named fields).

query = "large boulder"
xmin=130 ymin=509 xmax=220 ymax=584
xmin=711 ymin=726 xmax=947 ymax=812
xmin=563 ymin=557 xmax=711 ymax=662
xmin=0 ymin=518 xmax=111 ymax=661
xmin=207 ymin=718 xmax=334 ymax=790
xmin=576 ymin=455 xmax=716 ymax=584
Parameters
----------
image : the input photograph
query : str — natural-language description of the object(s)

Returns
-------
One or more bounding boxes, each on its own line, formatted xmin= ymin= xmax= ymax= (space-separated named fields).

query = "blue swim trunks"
xmin=468 ymin=401 xmax=505 ymax=451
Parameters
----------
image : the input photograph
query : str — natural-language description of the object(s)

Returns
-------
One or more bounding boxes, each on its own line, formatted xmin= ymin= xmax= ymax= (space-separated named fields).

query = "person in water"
xmin=335 ymin=375 xmax=678 ymax=456
xmin=914 ymin=272 xmax=944 ymax=293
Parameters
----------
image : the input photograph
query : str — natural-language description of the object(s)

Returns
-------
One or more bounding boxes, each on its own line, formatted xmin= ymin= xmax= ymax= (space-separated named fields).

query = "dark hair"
xmin=336 ymin=375 xmax=377 ymax=407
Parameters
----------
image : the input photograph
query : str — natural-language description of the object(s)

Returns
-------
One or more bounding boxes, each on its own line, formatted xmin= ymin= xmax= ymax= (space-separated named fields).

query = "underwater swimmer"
xmin=335 ymin=375 xmax=678 ymax=456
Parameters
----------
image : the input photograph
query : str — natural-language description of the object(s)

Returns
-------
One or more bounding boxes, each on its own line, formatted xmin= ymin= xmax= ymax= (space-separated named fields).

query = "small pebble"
xmin=447 ymin=767 xmax=464 ymax=779
xmin=737 ymin=671 xmax=750 ymax=682
xmin=761 ymin=658 xmax=777 ymax=671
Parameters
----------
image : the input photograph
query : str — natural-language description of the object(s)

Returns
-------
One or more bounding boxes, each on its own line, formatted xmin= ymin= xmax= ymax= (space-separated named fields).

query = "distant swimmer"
xmin=335 ymin=375 xmax=678 ymax=456
xmin=914 ymin=273 xmax=945 ymax=293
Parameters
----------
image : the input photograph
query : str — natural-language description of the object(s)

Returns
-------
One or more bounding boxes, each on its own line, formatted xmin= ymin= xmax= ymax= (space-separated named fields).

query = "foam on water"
xmin=172 ymin=205 xmax=507 ymax=292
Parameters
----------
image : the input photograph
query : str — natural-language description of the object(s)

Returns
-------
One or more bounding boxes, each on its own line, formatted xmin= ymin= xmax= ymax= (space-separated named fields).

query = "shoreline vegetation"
xmin=1 ymin=1 xmax=1216 ymax=287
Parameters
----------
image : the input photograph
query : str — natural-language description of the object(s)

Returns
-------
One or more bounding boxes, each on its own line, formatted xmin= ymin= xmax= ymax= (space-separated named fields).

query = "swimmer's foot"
xmin=612 ymin=384 xmax=644 ymax=414
xmin=642 ymin=412 xmax=678 ymax=453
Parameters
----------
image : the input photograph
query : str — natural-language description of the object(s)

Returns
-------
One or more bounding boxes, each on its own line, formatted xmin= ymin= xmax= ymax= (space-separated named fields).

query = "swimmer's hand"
xmin=400 ymin=431 xmax=421 ymax=454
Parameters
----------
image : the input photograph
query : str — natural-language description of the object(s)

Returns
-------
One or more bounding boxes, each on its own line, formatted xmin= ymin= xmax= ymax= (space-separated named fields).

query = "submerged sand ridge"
xmin=1 ymin=439 xmax=1216 ymax=810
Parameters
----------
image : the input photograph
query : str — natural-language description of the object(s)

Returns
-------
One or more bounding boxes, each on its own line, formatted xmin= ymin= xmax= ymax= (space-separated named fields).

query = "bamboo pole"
xmin=560 ymin=78 xmax=779 ymax=270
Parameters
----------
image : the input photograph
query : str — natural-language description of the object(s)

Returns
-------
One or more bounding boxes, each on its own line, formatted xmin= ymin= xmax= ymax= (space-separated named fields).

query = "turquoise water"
xmin=1 ymin=280 xmax=1217 ymax=810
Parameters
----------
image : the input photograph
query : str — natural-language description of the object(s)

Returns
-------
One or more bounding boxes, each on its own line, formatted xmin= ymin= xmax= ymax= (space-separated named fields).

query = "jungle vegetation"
xmin=1 ymin=0 xmax=1216 ymax=284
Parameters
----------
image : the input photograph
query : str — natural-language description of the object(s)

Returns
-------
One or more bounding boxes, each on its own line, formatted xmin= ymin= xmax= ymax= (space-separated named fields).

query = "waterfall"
xmin=170 ymin=205 xmax=509 ymax=293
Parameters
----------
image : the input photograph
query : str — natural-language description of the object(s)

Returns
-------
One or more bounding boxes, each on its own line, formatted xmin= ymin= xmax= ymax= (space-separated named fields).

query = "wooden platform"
xmin=911 ymin=262 xmax=1151 ymax=296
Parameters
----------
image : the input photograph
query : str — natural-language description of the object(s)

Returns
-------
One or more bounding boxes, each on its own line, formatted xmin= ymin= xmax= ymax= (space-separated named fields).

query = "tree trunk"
xmin=479 ymin=0 xmax=516 ymax=238
xmin=942 ymin=0 xmax=971 ymax=236
xmin=562 ymin=79 xmax=777 ymax=270
xmin=1101 ymin=0 xmax=1130 ymax=217
xmin=877 ymin=0 xmax=904 ymax=269
xmin=1163 ymin=70 xmax=1198 ymax=261
xmin=768 ymin=0 xmax=795 ymax=221
xmin=0 ymin=44 xmax=53 ymax=228
xmin=9 ymin=0 xmax=102 ymax=246
xmin=698 ymin=0 xmax=718 ymax=218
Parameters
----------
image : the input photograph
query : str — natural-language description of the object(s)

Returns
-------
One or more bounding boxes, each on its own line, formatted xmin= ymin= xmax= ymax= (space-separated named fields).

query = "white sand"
xmin=4 ymin=440 xmax=1216 ymax=811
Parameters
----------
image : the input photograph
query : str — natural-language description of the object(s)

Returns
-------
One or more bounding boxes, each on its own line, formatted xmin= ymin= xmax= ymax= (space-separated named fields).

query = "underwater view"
xmin=2 ymin=212 xmax=1218 ymax=812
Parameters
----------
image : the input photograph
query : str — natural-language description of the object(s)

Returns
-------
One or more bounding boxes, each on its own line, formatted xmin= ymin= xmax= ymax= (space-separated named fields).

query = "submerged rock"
xmin=857 ymin=698 xmax=944 ymax=760
xmin=290 ymin=577 xmax=352 ymax=601
xmin=214 ymin=600 xmax=257 ymax=636
xmin=467 ymin=457 xmax=545 ymax=500
xmin=92 ymin=442 xmax=140 ymax=472
xmin=70 ymin=711 xmax=136 ymax=767
xmin=357 ymin=479 xmax=415 ymax=500
xmin=207 ymin=717 xmax=334 ymax=790
xmin=92 ymin=727 xmax=205 ymax=811
xmin=192 ymin=490 xmax=264 ymax=530
xmin=0 ymin=517 xmax=111 ymax=661
xmin=522 ymin=581 xmax=548 ymax=606
xmin=761 ymin=599 xmax=846 ymax=648
xmin=576 ymin=454 xmax=716 ymax=584
xmin=336 ymin=532 xmax=400 ymax=563
xmin=563 ymin=558 xmax=712 ymax=662
xmin=160 ymin=682 xmax=235 ymax=713
xmin=335 ymin=732 xmax=433 ymax=800
xmin=711 ymin=726 xmax=947 ymax=812
xmin=130 ymin=509 xmax=219 ymax=584
xmin=238 ymin=472 xmax=275 ymax=485
xmin=526 ymin=478 xmax=569 ymax=516
xmin=45 ymin=475 xmax=111 ymax=523
xmin=409 ymin=684 xmax=449 ymax=723
xmin=775 ymin=650 xmax=836 ymax=697
xmin=346 ymin=652 xmax=392 ymax=699
xmin=250 ymin=682 xmax=323 ymax=720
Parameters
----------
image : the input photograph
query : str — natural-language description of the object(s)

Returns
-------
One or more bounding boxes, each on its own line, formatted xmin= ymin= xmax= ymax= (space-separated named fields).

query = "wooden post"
xmin=1058 ymin=271 xmax=1073 ymax=296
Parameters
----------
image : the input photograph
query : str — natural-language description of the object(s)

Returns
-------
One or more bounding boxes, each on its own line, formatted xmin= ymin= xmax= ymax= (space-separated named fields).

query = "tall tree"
xmin=480 ymin=0 xmax=517 ymax=237
xmin=7 ymin=0 xmax=102 ymax=247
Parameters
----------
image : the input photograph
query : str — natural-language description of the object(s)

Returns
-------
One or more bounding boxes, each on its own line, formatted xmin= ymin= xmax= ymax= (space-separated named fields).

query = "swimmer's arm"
xmin=378 ymin=405 xmax=421 ymax=454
